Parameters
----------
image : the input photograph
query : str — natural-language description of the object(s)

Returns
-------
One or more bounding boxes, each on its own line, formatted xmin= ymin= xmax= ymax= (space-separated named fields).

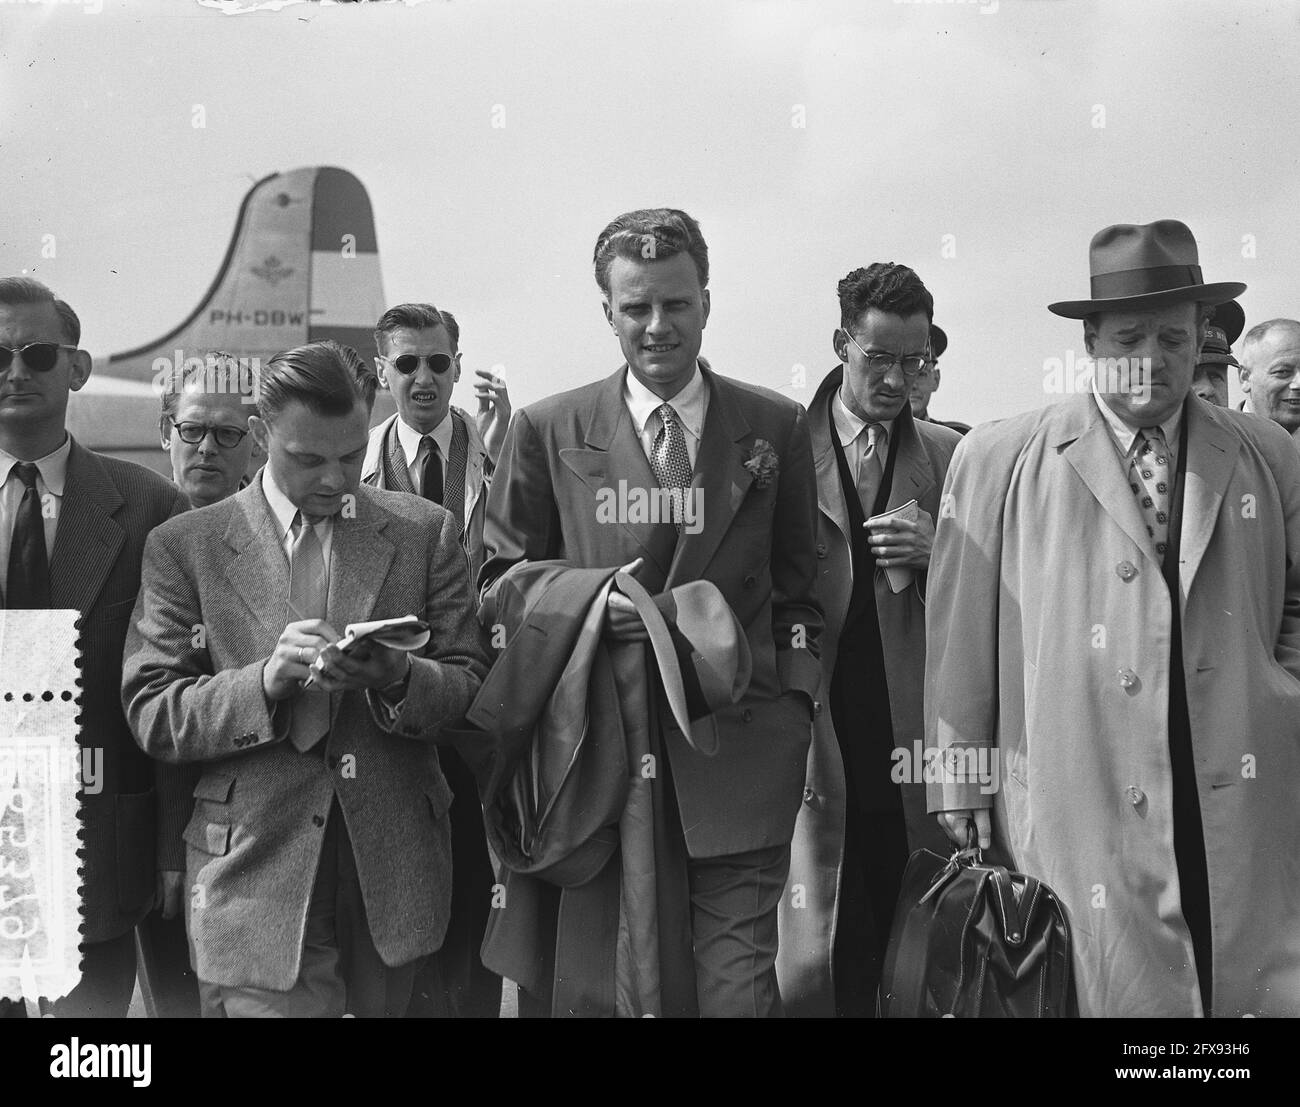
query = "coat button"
xmin=1116 ymin=561 xmax=1137 ymax=581
xmin=813 ymin=700 xmax=823 ymax=716
xmin=803 ymin=787 xmax=815 ymax=804
xmin=743 ymin=574 xmax=757 ymax=589
xmin=815 ymin=543 xmax=828 ymax=559
xmin=742 ymin=709 xmax=753 ymax=723
xmin=312 ymin=814 xmax=325 ymax=828
xmin=1126 ymin=785 xmax=1145 ymax=807
xmin=1117 ymin=668 xmax=1139 ymax=690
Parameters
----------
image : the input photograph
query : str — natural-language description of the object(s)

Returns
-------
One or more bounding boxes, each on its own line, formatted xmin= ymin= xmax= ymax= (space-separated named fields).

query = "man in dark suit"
xmin=0 ymin=276 xmax=188 ymax=1017
xmin=122 ymin=342 xmax=490 ymax=1017
xmin=479 ymin=208 xmax=823 ymax=1017
xmin=778 ymin=264 xmax=962 ymax=1016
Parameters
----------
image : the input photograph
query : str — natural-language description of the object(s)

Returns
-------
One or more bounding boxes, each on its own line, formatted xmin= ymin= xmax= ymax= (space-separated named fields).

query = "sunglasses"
xmin=170 ymin=420 xmax=250 ymax=449
xmin=383 ymin=353 xmax=452 ymax=376
xmin=0 ymin=342 xmax=79 ymax=372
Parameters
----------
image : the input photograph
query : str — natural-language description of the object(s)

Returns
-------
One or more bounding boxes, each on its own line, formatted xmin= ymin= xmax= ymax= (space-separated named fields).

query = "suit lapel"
xmin=49 ymin=441 xmax=125 ymax=614
xmin=810 ymin=368 xmax=851 ymax=543
xmin=1179 ymin=398 xmax=1239 ymax=595
xmin=326 ymin=490 xmax=394 ymax=636
xmin=560 ymin=368 xmax=677 ymax=577
xmin=1059 ymin=394 xmax=1164 ymax=569
xmin=667 ymin=368 xmax=754 ymax=587
xmin=223 ymin=478 xmax=292 ymax=642
xmin=883 ymin=408 xmax=937 ymax=513
xmin=383 ymin=420 xmax=417 ymax=495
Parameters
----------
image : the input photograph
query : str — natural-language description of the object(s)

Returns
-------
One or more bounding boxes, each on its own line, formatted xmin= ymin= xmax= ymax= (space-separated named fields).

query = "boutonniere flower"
xmin=744 ymin=439 xmax=779 ymax=489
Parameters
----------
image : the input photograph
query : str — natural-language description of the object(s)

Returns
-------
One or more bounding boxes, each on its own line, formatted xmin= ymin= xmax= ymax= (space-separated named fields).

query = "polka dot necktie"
xmin=1130 ymin=427 xmax=1171 ymax=564
xmin=650 ymin=403 xmax=692 ymax=531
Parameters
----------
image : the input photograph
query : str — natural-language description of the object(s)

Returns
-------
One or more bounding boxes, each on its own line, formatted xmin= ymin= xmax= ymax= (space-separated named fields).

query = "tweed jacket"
xmin=120 ymin=478 xmax=490 ymax=990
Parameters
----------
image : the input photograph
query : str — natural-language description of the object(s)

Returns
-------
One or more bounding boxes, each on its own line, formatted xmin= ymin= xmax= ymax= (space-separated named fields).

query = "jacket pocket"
xmin=192 ymin=771 xmax=236 ymax=804
xmin=182 ymin=816 xmax=231 ymax=857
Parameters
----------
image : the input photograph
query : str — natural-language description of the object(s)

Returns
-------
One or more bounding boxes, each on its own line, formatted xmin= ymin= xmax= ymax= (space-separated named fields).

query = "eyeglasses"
xmin=0 ymin=342 xmax=79 ymax=372
xmin=382 ymin=353 xmax=452 ymax=376
xmin=170 ymin=420 xmax=250 ymax=449
xmin=842 ymin=331 xmax=928 ymax=378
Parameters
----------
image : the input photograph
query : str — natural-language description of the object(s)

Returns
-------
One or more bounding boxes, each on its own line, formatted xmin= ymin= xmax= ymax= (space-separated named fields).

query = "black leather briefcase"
xmin=878 ymin=847 xmax=1077 ymax=1018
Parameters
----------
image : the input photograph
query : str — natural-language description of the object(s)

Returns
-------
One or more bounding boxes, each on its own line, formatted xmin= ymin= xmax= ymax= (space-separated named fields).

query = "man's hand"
xmin=474 ymin=368 xmax=512 ymax=464
xmin=937 ymin=808 xmax=992 ymax=850
xmin=606 ymin=556 xmax=649 ymax=642
xmin=263 ymin=619 xmax=341 ymax=701
xmin=155 ymin=869 xmax=184 ymax=920
xmin=310 ymin=639 xmax=409 ymax=693
xmin=866 ymin=510 xmax=935 ymax=571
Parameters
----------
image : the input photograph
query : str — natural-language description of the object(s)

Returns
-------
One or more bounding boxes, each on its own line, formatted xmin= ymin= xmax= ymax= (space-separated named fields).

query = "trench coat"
xmin=776 ymin=368 xmax=961 ymax=1016
xmin=925 ymin=391 xmax=1300 ymax=1017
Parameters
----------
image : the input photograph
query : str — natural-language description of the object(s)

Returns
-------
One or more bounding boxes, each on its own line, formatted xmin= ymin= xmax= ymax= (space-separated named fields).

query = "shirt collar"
xmin=261 ymin=467 xmax=311 ymax=542
xmin=396 ymin=411 xmax=454 ymax=467
xmin=0 ymin=434 xmax=72 ymax=495
xmin=830 ymin=387 xmax=891 ymax=450
xmin=623 ymin=362 xmax=707 ymax=442
xmin=1090 ymin=378 xmax=1182 ymax=458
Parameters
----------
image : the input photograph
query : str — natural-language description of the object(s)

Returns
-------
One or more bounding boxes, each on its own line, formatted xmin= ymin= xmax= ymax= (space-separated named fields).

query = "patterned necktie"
xmin=1129 ymin=427 xmax=1171 ymax=563
xmin=649 ymin=403 xmax=692 ymax=531
xmin=287 ymin=512 xmax=330 ymax=752
xmin=419 ymin=437 xmax=443 ymax=505
xmin=855 ymin=423 xmax=884 ymax=517
xmin=6 ymin=463 xmax=50 ymax=609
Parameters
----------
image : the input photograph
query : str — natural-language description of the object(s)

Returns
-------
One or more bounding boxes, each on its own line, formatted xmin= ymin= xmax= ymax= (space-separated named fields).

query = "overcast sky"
xmin=2 ymin=0 xmax=1298 ymax=424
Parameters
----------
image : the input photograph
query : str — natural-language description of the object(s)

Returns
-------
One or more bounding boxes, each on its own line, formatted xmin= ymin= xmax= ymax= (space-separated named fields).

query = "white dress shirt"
xmin=831 ymin=388 xmax=891 ymax=477
xmin=1091 ymin=380 xmax=1182 ymax=466
xmin=623 ymin=362 xmax=709 ymax=470
xmin=0 ymin=435 xmax=71 ymax=596
xmin=395 ymin=413 xmax=454 ymax=496
xmin=261 ymin=467 xmax=334 ymax=567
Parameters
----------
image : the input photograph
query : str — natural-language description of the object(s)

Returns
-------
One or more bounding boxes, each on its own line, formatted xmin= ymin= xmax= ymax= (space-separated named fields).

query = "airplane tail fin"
xmin=106 ymin=166 xmax=386 ymax=382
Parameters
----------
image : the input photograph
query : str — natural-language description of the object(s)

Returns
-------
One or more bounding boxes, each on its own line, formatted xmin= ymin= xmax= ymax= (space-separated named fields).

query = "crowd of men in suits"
xmin=1 ymin=208 xmax=1297 ymax=1018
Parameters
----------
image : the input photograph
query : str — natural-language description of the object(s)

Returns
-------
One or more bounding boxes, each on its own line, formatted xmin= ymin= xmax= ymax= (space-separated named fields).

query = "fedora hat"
xmin=1048 ymin=220 xmax=1246 ymax=319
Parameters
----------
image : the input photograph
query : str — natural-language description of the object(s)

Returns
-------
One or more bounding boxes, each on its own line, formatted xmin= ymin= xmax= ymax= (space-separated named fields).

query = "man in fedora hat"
xmin=909 ymin=324 xmax=971 ymax=435
xmin=1239 ymin=317 xmax=1300 ymax=443
xmin=1192 ymin=300 xmax=1244 ymax=408
xmin=926 ymin=219 xmax=1300 ymax=1017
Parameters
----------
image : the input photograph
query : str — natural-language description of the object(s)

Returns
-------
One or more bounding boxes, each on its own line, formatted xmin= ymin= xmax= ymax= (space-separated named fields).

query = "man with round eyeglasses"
xmin=778 ymin=263 xmax=962 ymax=1017
xmin=159 ymin=355 xmax=263 ymax=510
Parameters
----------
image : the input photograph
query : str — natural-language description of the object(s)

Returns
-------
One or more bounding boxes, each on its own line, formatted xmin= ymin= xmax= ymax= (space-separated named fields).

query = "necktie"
xmin=419 ymin=437 xmax=443 ymax=504
xmin=1129 ymin=427 xmax=1171 ymax=563
xmin=287 ymin=513 xmax=330 ymax=752
xmin=6 ymin=463 xmax=50 ymax=609
xmin=649 ymin=403 xmax=692 ymax=531
xmin=855 ymin=424 xmax=884 ymax=517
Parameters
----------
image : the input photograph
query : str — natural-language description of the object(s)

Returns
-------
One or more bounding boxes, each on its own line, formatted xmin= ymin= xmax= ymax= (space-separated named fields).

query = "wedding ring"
xmin=297 ymin=646 xmax=306 ymax=665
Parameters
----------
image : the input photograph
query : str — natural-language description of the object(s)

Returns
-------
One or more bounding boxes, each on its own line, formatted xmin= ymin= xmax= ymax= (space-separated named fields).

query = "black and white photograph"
xmin=1 ymin=0 xmax=1296 ymax=1082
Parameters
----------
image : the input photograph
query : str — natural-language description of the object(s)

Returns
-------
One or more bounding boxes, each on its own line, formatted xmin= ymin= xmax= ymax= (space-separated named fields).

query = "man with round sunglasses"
xmin=361 ymin=303 xmax=502 ymax=1018
xmin=0 ymin=276 xmax=188 ymax=1018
